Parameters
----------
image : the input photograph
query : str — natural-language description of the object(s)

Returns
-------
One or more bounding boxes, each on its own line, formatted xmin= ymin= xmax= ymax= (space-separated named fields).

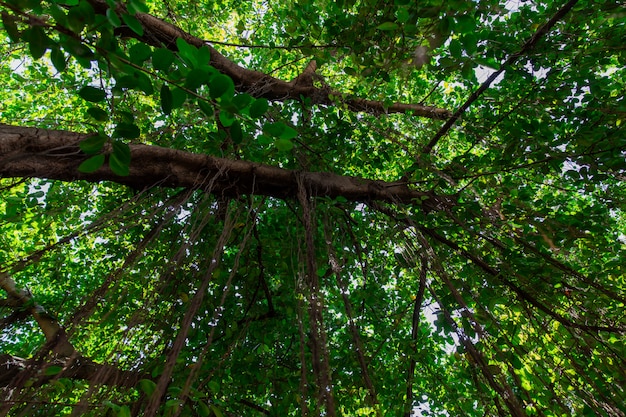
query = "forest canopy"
xmin=0 ymin=0 xmax=625 ymax=416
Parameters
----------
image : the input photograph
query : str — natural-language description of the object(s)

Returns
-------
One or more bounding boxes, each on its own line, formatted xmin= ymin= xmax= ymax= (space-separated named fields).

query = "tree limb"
xmin=84 ymin=0 xmax=451 ymax=119
xmin=0 ymin=124 xmax=456 ymax=209
xmin=0 ymin=273 xmax=148 ymax=389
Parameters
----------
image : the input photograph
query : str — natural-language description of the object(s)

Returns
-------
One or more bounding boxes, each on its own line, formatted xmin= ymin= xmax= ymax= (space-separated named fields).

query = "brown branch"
xmin=421 ymin=0 xmax=580 ymax=153
xmin=0 ymin=354 xmax=147 ymax=389
xmin=323 ymin=223 xmax=379 ymax=411
xmin=404 ymin=259 xmax=427 ymax=417
xmin=420 ymin=227 xmax=625 ymax=334
xmin=0 ymin=272 xmax=74 ymax=358
xmin=0 ymin=275 xmax=148 ymax=391
xmin=83 ymin=0 xmax=450 ymax=119
xmin=0 ymin=124 xmax=456 ymax=209
xmin=298 ymin=179 xmax=336 ymax=417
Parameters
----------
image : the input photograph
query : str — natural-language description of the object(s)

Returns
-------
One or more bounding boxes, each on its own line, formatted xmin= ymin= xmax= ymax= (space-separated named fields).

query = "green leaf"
xmin=117 ymin=405 xmax=131 ymax=417
xmin=60 ymin=36 xmax=94 ymax=59
xmin=275 ymin=138 xmax=294 ymax=152
xmin=230 ymin=120 xmax=243 ymax=144
xmin=128 ymin=43 xmax=152 ymax=65
xmin=112 ymin=140 xmax=131 ymax=165
xmin=460 ymin=33 xmax=477 ymax=55
xmin=47 ymin=5 xmax=68 ymax=27
xmin=50 ymin=48 xmax=67 ymax=72
xmin=79 ymin=134 xmax=107 ymax=153
xmin=263 ymin=122 xmax=290 ymax=138
xmin=135 ymin=72 xmax=154 ymax=95
xmin=395 ymin=7 xmax=410 ymax=23
xmin=185 ymin=68 xmax=212 ymax=90
xmin=121 ymin=13 xmax=144 ymax=36
xmin=116 ymin=74 xmax=139 ymax=90
xmin=105 ymin=8 xmax=121 ymax=27
xmin=376 ymin=22 xmax=399 ymax=31
xmin=176 ymin=37 xmax=199 ymax=67
xmin=279 ymin=125 xmax=297 ymax=140
xmin=210 ymin=405 xmax=224 ymax=417
xmin=110 ymin=141 xmax=131 ymax=176
xmin=104 ymin=401 xmax=120 ymax=412
xmin=67 ymin=1 xmax=95 ymax=33
xmin=455 ymin=15 xmax=476 ymax=33
xmin=1 ymin=12 xmax=21 ymax=42
xmin=219 ymin=111 xmax=235 ymax=127
xmin=78 ymin=154 xmax=105 ymax=173
xmin=44 ymin=365 xmax=64 ymax=376
xmin=138 ymin=379 xmax=157 ymax=396
xmin=209 ymin=74 xmax=234 ymax=99
xmin=232 ymin=93 xmax=253 ymax=111
xmin=257 ymin=134 xmax=272 ymax=145
xmin=198 ymin=100 xmax=213 ymax=117
xmin=86 ymin=107 xmax=108 ymax=122
xmin=27 ymin=26 xmax=50 ymax=60
xmin=113 ymin=123 xmax=140 ymax=139
xmin=197 ymin=402 xmax=211 ymax=417
xmin=152 ymin=48 xmax=175 ymax=72
xmin=171 ymin=87 xmax=187 ymax=109
xmin=197 ymin=45 xmax=211 ymax=64
xmin=128 ymin=0 xmax=149 ymax=14
xmin=449 ymin=39 xmax=462 ymax=59
xmin=160 ymin=84 xmax=173 ymax=115
xmin=249 ymin=98 xmax=268 ymax=118
xmin=79 ymin=86 xmax=107 ymax=103
xmin=343 ymin=67 xmax=357 ymax=76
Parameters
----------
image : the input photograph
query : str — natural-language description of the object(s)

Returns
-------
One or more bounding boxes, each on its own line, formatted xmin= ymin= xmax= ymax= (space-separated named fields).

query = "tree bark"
xmin=0 ymin=124 xmax=456 ymax=210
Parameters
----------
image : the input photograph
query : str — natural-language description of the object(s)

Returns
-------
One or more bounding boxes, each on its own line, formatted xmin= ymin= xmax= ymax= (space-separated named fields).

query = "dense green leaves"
xmin=1 ymin=0 xmax=625 ymax=416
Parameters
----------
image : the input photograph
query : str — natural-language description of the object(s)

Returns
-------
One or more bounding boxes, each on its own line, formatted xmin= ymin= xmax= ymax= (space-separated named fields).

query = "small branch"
xmin=421 ymin=0 xmax=580 ymax=153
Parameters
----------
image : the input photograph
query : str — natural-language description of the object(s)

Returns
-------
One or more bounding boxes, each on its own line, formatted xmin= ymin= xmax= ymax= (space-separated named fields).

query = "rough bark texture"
xmin=0 ymin=272 xmax=147 ymax=390
xmin=0 ymin=124 xmax=456 ymax=210
xmin=0 ymin=354 xmax=147 ymax=389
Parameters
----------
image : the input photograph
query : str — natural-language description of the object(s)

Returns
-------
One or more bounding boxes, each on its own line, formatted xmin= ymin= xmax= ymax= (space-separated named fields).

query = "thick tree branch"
xmin=0 ymin=272 xmax=74 ymax=357
xmin=0 ymin=273 xmax=147 ymax=389
xmin=0 ymin=124 xmax=456 ymax=209
xmin=85 ymin=0 xmax=451 ymax=119
xmin=0 ymin=354 xmax=147 ymax=389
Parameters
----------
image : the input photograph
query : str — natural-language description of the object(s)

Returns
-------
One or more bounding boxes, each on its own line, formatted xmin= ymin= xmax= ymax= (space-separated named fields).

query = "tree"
xmin=0 ymin=0 xmax=624 ymax=415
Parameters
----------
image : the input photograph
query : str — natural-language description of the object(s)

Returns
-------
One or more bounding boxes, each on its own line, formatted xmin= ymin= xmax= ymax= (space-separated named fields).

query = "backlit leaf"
xmin=376 ymin=22 xmax=399 ymax=31
xmin=78 ymin=154 xmax=105 ymax=173
xmin=121 ymin=13 xmax=144 ymax=36
xmin=275 ymin=138 xmax=294 ymax=151
xmin=79 ymin=134 xmax=107 ymax=153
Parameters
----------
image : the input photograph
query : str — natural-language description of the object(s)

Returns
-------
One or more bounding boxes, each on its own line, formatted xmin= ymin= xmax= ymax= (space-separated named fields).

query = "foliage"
xmin=0 ymin=0 xmax=625 ymax=416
